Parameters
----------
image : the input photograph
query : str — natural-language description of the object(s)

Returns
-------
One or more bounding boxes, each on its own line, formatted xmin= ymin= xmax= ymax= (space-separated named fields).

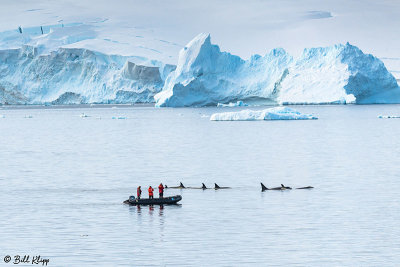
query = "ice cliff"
xmin=0 ymin=46 xmax=175 ymax=104
xmin=155 ymin=33 xmax=400 ymax=107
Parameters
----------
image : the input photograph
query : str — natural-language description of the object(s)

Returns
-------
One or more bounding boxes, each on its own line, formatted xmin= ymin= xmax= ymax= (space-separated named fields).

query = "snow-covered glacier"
xmin=155 ymin=33 xmax=400 ymax=107
xmin=0 ymin=45 xmax=175 ymax=104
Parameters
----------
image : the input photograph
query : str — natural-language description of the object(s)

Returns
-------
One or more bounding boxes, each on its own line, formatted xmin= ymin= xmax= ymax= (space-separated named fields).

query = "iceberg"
xmin=378 ymin=115 xmax=400 ymax=119
xmin=1 ymin=27 xmax=399 ymax=106
xmin=210 ymin=107 xmax=317 ymax=121
xmin=79 ymin=113 xmax=89 ymax=118
xmin=155 ymin=33 xmax=293 ymax=107
xmin=155 ymin=34 xmax=400 ymax=107
xmin=0 ymin=45 xmax=175 ymax=105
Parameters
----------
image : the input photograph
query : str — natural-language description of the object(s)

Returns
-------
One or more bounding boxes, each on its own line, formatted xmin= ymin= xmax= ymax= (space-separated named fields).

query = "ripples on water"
xmin=0 ymin=105 xmax=399 ymax=266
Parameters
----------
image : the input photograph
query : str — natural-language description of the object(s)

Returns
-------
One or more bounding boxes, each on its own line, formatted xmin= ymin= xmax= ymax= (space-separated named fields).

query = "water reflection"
xmin=136 ymin=205 xmax=141 ymax=215
xmin=128 ymin=204 xmax=178 ymax=216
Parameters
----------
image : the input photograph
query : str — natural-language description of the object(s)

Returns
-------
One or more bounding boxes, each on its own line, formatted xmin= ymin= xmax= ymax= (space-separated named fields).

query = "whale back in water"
xmin=186 ymin=183 xmax=209 ymax=189
xmin=165 ymin=182 xmax=185 ymax=189
xmin=214 ymin=183 xmax=230 ymax=189
xmin=261 ymin=182 xmax=292 ymax=191
xmin=281 ymin=184 xmax=292 ymax=190
xmin=296 ymin=186 xmax=314 ymax=189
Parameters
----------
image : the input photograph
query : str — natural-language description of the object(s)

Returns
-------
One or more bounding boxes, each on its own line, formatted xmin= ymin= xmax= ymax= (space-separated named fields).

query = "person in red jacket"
xmin=137 ymin=186 xmax=142 ymax=199
xmin=158 ymin=183 xmax=164 ymax=198
xmin=148 ymin=186 xmax=154 ymax=199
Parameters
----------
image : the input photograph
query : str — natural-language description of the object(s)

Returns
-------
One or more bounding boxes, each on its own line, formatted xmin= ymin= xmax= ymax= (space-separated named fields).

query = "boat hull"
xmin=124 ymin=195 xmax=182 ymax=205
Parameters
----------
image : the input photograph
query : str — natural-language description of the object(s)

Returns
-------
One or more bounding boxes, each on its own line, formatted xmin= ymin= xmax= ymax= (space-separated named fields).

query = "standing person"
xmin=137 ymin=186 xmax=142 ymax=199
xmin=148 ymin=186 xmax=154 ymax=199
xmin=158 ymin=183 xmax=164 ymax=198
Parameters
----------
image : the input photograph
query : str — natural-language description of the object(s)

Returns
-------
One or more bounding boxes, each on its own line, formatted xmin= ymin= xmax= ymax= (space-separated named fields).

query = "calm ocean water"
xmin=0 ymin=104 xmax=399 ymax=266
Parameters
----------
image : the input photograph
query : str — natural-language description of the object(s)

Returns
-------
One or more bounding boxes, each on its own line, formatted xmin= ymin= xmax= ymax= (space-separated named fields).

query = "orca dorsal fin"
xmin=214 ymin=183 xmax=220 ymax=189
xmin=180 ymin=182 xmax=185 ymax=188
xmin=261 ymin=182 xmax=268 ymax=191
xmin=281 ymin=184 xmax=285 ymax=188
xmin=202 ymin=183 xmax=207 ymax=189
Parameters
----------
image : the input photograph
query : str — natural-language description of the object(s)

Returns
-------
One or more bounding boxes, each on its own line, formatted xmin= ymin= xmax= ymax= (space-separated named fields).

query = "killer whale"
xmin=186 ymin=183 xmax=210 ymax=189
xmin=166 ymin=183 xmax=211 ymax=189
xmin=165 ymin=182 xmax=186 ymax=189
xmin=214 ymin=183 xmax=231 ymax=189
xmin=261 ymin=183 xmax=292 ymax=191
xmin=281 ymin=184 xmax=292 ymax=190
xmin=261 ymin=182 xmax=268 ymax=191
xmin=261 ymin=183 xmax=313 ymax=191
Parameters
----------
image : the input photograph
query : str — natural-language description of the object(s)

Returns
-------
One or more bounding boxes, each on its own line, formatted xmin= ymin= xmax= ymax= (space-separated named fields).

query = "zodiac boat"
xmin=124 ymin=195 xmax=182 ymax=205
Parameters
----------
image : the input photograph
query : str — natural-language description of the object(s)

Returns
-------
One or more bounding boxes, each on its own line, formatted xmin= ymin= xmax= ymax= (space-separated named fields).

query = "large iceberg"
xmin=0 ymin=46 xmax=175 ymax=104
xmin=210 ymin=107 xmax=318 ymax=121
xmin=1 ymin=28 xmax=399 ymax=106
xmin=155 ymin=33 xmax=400 ymax=107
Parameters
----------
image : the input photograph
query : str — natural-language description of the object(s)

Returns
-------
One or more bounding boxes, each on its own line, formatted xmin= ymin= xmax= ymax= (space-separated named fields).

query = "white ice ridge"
xmin=210 ymin=107 xmax=318 ymax=121
xmin=155 ymin=33 xmax=400 ymax=107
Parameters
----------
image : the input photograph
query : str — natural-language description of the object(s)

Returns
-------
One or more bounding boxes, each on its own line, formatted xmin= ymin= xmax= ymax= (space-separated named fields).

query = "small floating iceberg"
xmin=79 ymin=113 xmax=89 ymax=118
xmin=378 ymin=115 xmax=400 ymax=119
xmin=112 ymin=116 xmax=127 ymax=119
xmin=210 ymin=107 xmax=318 ymax=121
xmin=217 ymin=101 xmax=248 ymax=107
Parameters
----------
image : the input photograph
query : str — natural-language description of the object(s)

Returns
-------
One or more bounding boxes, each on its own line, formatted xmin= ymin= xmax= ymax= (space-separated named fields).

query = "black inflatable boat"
xmin=123 ymin=195 xmax=182 ymax=206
